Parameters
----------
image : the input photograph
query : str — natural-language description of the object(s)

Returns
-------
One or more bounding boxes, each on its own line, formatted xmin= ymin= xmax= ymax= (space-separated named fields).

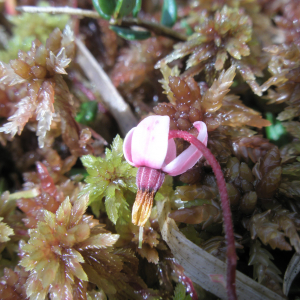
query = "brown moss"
xmin=98 ymin=19 xmax=118 ymax=68
xmin=169 ymin=204 xmax=221 ymax=225
xmin=248 ymin=204 xmax=300 ymax=253
xmin=0 ymin=26 xmax=93 ymax=156
xmin=1 ymin=1 xmax=300 ymax=299
xmin=154 ymin=66 xmax=269 ymax=140
xmin=201 ymin=236 xmax=243 ymax=262
xmin=111 ymin=37 xmax=173 ymax=94
xmin=155 ymin=4 xmax=271 ymax=94
xmin=0 ymin=266 xmax=28 ymax=300
xmin=253 ymin=147 xmax=282 ymax=199
xmin=249 ymin=240 xmax=284 ymax=296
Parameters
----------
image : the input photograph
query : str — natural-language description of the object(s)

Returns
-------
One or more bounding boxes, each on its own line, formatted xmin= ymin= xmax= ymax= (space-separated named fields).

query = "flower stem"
xmin=169 ymin=130 xmax=237 ymax=300
xmin=5 ymin=0 xmax=17 ymax=15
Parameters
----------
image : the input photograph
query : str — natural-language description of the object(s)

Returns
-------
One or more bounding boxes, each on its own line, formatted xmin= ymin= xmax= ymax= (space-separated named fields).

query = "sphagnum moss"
xmin=81 ymin=135 xmax=137 ymax=223
xmin=0 ymin=0 xmax=300 ymax=299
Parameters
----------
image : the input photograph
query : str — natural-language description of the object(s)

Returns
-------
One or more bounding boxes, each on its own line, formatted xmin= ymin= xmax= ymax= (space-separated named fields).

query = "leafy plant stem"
xmin=16 ymin=6 xmax=187 ymax=41
xmin=169 ymin=130 xmax=237 ymax=300
xmin=117 ymin=17 xmax=186 ymax=41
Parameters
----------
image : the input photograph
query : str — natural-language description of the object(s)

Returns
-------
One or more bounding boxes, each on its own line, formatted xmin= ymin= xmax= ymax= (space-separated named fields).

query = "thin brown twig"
xmin=16 ymin=6 xmax=187 ymax=41
xmin=75 ymin=38 xmax=138 ymax=136
xmin=118 ymin=17 xmax=187 ymax=41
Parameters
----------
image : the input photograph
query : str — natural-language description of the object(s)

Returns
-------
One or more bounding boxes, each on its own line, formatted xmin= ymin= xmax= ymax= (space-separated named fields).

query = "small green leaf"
xmin=114 ymin=0 xmax=136 ymax=18
xmin=265 ymin=112 xmax=289 ymax=146
xmin=132 ymin=0 xmax=142 ymax=17
xmin=110 ymin=135 xmax=124 ymax=159
xmin=110 ymin=25 xmax=151 ymax=40
xmin=173 ymin=283 xmax=186 ymax=300
xmin=105 ymin=185 xmax=118 ymax=223
xmin=161 ymin=0 xmax=177 ymax=27
xmin=92 ymin=0 xmax=117 ymax=20
xmin=75 ymin=101 xmax=98 ymax=125
xmin=90 ymin=200 xmax=103 ymax=218
xmin=81 ymin=154 xmax=99 ymax=172
xmin=180 ymin=20 xmax=193 ymax=36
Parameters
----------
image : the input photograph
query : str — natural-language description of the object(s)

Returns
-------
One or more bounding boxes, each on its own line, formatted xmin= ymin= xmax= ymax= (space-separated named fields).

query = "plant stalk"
xmin=16 ymin=6 xmax=187 ymax=41
xmin=117 ymin=17 xmax=187 ymax=41
xmin=169 ymin=130 xmax=237 ymax=300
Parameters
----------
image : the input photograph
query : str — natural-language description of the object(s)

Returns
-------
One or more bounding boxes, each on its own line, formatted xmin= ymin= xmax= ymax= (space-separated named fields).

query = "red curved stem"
xmin=169 ymin=130 xmax=237 ymax=300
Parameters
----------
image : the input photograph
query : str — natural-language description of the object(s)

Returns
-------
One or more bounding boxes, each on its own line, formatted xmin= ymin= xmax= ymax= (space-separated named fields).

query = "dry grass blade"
xmin=283 ymin=253 xmax=300 ymax=296
xmin=16 ymin=6 xmax=99 ymax=18
xmin=75 ymin=38 xmax=137 ymax=135
xmin=157 ymin=199 xmax=285 ymax=300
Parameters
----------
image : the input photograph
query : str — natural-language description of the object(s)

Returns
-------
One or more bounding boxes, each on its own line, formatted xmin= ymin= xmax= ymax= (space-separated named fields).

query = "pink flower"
xmin=123 ymin=115 xmax=208 ymax=176
xmin=123 ymin=116 xmax=237 ymax=300
xmin=123 ymin=115 xmax=207 ymax=226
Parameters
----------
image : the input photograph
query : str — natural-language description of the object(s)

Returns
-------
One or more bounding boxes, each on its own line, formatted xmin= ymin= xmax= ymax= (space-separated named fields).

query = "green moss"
xmin=81 ymin=135 xmax=137 ymax=224
xmin=0 ymin=2 xmax=69 ymax=62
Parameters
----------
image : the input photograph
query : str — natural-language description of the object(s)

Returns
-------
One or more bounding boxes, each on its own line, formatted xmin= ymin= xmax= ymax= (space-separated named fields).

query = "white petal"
xmin=131 ymin=116 xmax=170 ymax=169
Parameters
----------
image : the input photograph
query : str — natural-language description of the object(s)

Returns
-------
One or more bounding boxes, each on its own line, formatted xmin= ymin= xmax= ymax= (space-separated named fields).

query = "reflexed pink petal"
xmin=193 ymin=121 xmax=208 ymax=146
xmin=132 ymin=116 xmax=170 ymax=169
xmin=163 ymin=139 xmax=176 ymax=166
xmin=123 ymin=127 xmax=135 ymax=166
xmin=162 ymin=121 xmax=207 ymax=176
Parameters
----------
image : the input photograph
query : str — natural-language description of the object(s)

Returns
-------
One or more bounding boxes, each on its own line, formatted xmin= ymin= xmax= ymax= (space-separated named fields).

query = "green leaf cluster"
xmin=92 ymin=0 xmax=141 ymax=20
xmin=92 ymin=0 xmax=151 ymax=41
xmin=0 ymin=2 xmax=69 ymax=62
xmin=93 ymin=0 xmax=178 ymax=40
xmin=81 ymin=135 xmax=137 ymax=224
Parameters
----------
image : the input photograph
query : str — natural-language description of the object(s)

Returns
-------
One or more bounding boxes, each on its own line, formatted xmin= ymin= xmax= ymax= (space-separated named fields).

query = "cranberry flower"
xmin=123 ymin=115 xmax=237 ymax=300
xmin=123 ymin=115 xmax=207 ymax=227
